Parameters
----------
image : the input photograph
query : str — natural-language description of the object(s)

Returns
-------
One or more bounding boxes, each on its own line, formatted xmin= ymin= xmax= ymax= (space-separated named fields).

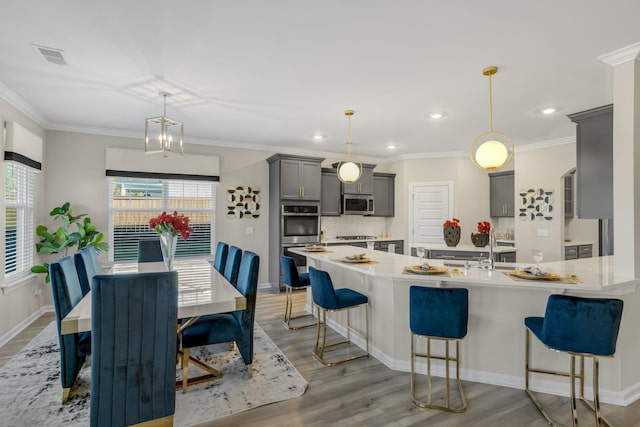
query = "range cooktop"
xmin=336 ymin=235 xmax=377 ymax=240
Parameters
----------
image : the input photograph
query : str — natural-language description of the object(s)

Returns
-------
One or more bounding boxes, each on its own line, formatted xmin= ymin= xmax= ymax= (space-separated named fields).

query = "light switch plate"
xmin=537 ymin=228 xmax=549 ymax=237
xmin=245 ymin=226 xmax=254 ymax=235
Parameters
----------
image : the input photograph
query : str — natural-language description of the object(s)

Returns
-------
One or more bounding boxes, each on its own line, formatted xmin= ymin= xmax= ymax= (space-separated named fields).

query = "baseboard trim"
xmin=313 ymin=307 xmax=637 ymax=406
xmin=0 ymin=305 xmax=54 ymax=348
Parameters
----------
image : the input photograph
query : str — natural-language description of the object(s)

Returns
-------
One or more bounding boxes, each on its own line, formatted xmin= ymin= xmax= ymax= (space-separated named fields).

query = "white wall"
xmin=43 ymin=130 xmax=275 ymax=285
xmin=0 ymin=98 xmax=48 ymax=341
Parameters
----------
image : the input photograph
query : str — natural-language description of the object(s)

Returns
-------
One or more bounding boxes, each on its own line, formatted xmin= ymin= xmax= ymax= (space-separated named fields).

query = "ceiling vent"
xmin=31 ymin=44 xmax=67 ymax=66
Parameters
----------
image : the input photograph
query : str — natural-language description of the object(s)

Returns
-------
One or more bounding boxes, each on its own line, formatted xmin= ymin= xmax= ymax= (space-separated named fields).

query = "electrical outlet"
xmin=245 ymin=226 xmax=254 ymax=235
xmin=34 ymin=284 xmax=41 ymax=296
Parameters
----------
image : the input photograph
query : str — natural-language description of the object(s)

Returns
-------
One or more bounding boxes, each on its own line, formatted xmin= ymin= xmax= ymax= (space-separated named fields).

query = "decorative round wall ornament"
xmin=227 ymin=185 xmax=261 ymax=219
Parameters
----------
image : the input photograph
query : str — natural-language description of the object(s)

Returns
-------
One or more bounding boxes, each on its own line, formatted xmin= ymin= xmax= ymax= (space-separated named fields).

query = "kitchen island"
xmin=290 ymin=245 xmax=640 ymax=405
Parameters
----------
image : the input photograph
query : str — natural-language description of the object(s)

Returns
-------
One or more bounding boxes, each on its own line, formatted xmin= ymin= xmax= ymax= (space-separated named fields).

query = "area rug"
xmin=0 ymin=322 xmax=307 ymax=426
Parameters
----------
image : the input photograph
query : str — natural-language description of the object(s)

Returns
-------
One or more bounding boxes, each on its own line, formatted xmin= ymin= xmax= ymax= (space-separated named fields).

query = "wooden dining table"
xmin=61 ymin=258 xmax=246 ymax=335
xmin=60 ymin=258 xmax=246 ymax=388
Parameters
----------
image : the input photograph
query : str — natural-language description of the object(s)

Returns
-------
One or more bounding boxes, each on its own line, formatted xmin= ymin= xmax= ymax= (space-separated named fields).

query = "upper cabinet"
xmin=563 ymin=170 xmax=575 ymax=218
xmin=267 ymin=154 xmax=324 ymax=201
xmin=334 ymin=163 xmax=375 ymax=195
xmin=372 ymin=172 xmax=395 ymax=217
xmin=568 ymin=105 xmax=613 ymax=219
xmin=489 ymin=171 xmax=514 ymax=217
xmin=321 ymin=168 xmax=341 ymax=216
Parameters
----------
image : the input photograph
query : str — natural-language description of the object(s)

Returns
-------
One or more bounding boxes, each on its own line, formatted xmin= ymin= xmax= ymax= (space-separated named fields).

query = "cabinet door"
xmin=564 ymin=173 xmax=574 ymax=218
xmin=497 ymin=252 xmax=516 ymax=263
xmin=578 ymin=244 xmax=593 ymax=258
xmin=565 ymin=245 xmax=578 ymax=260
xmin=301 ymin=161 xmax=321 ymax=200
xmin=280 ymin=160 xmax=303 ymax=199
xmin=372 ymin=174 xmax=395 ymax=217
xmin=490 ymin=171 xmax=514 ymax=217
xmin=321 ymin=169 xmax=341 ymax=215
xmin=342 ymin=166 xmax=374 ymax=194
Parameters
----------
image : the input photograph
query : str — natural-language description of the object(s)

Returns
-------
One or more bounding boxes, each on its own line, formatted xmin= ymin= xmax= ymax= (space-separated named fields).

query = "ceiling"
xmin=1 ymin=1 xmax=639 ymax=162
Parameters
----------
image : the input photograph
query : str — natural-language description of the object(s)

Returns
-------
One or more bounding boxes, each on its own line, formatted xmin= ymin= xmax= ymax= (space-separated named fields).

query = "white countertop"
xmin=412 ymin=243 xmax=517 ymax=253
xmin=290 ymin=245 xmax=638 ymax=295
xmin=564 ymin=240 xmax=594 ymax=247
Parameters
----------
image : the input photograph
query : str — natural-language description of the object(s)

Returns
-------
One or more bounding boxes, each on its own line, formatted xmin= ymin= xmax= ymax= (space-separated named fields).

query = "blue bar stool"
xmin=409 ymin=286 xmax=468 ymax=413
xmin=280 ymin=256 xmax=317 ymax=329
xmin=308 ymin=266 xmax=369 ymax=366
xmin=525 ymin=294 xmax=623 ymax=427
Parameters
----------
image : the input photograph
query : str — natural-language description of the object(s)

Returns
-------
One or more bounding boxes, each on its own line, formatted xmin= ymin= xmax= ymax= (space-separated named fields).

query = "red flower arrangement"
xmin=477 ymin=221 xmax=491 ymax=234
xmin=149 ymin=211 xmax=194 ymax=240
xmin=443 ymin=218 xmax=461 ymax=228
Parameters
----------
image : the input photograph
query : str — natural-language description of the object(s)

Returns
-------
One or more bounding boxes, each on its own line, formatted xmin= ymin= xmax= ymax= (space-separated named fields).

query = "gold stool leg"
xmin=283 ymin=286 xmax=317 ymax=330
xmin=312 ymin=304 xmax=369 ymax=366
xmin=571 ymin=355 xmax=579 ymax=427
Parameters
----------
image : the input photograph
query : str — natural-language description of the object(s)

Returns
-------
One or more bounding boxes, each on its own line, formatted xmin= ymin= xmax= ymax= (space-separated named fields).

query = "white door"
xmin=410 ymin=182 xmax=453 ymax=244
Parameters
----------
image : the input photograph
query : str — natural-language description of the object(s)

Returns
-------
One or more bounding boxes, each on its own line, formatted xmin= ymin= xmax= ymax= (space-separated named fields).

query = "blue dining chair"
xmin=74 ymin=246 xmax=101 ymax=295
xmin=49 ymin=257 xmax=92 ymax=403
xmin=223 ymin=245 xmax=242 ymax=286
xmin=137 ymin=238 xmax=163 ymax=263
xmin=308 ymin=266 xmax=369 ymax=366
xmin=214 ymin=241 xmax=229 ymax=273
xmin=409 ymin=286 xmax=469 ymax=412
xmin=90 ymin=271 xmax=178 ymax=427
xmin=180 ymin=251 xmax=259 ymax=392
xmin=525 ymin=294 xmax=623 ymax=426
xmin=280 ymin=255 xmax=316 ymax=330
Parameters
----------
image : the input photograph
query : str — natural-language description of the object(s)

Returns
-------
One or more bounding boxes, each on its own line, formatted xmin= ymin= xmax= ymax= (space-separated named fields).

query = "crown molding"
xmin=598 ymin=42 xmax=640 ymax=66
xmin=515 ymin=136 xmax=575 ymax=152
xmin=0 ymin=80 xmax=50 ymax=127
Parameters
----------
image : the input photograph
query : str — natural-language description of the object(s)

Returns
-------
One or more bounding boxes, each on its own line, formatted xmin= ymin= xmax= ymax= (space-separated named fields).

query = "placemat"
xmin=403 ymin=265 xmax=451 ymax=276
xmin=504 ymin=270 xmax=578 ymax=284
xmin=334 ymin=257 xmax=377 ymax=264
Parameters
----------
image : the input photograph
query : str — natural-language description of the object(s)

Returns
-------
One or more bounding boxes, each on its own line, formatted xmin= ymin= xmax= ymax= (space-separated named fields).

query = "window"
xmin=4 ymin=162 xmax=35 ymax=278
xmin=108 ymin=177 xmax=216 ymax=261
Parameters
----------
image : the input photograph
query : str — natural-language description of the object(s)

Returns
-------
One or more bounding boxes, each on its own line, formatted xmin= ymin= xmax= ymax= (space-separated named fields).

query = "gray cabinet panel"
xmin=489 ymin=171 xmax=514 ymax=217
xmin=564 ymin=172 xmax=575 ymax=218
xmin=301 ymin=161 xmax=322 ymax=200
xmin=375 ymin=240 xmax=403 ymax=254
xmin=271 ymin=156 xmax=322 ymax=201
xmin=372 ymin=173 xmax=395 ymax=217
xmin=423 ymin=249 xmax=515 ymax=262
xmin=341 ymin=164 xmax=375 ymax=195
xmin=321 ymin=168 xmax=341 ymax=216
xmin=568 ymin=105 xmax=613 ymax=219
xmin=565 ymin=244 xmax=592 ymax=259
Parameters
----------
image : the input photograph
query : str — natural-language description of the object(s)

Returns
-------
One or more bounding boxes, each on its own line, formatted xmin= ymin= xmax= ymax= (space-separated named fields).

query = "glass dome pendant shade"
xmin=337 ymin=110 xmax=362 ymax=184
xmin=470 ymin=66 xmax=514 ymax=171
xmin=145 ymin=91 xmax=184 ymax=157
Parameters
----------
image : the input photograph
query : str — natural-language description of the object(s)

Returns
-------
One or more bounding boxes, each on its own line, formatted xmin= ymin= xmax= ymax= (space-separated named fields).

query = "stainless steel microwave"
xmin=342 ymin=195 xmax=374 ymax=215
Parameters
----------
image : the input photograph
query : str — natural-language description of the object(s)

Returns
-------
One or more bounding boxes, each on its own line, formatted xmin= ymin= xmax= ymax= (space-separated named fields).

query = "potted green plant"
xmin=30 ymin=202 xmax=109 ymax=282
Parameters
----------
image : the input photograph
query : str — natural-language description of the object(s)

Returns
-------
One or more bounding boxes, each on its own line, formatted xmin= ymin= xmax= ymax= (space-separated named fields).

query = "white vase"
xmin=158 ymin=231 xmax=177 ymax=271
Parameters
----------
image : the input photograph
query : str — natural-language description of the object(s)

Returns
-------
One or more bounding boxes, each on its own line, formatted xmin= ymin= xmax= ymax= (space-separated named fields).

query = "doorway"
xmin=409 ymin=182 xmax=453 ymax=244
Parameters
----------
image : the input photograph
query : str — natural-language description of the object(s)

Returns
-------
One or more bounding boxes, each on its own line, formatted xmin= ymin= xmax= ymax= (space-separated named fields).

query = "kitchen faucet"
xmin=489 ymin=228 xmax=496 ymax=271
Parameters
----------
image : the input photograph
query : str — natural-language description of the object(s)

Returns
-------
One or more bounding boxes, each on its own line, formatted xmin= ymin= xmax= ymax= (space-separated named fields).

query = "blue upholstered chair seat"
xmin=287 ymin=272 xmax=310 ymax=287
xmin=181 ymin=314 xmax=243 ymax=349
xmin=332 ymin=288 xmax=368 ymax=310
xmin=525 ymin=295 xmax=623 ymax=356
xmin=78 ymin=331 xmax=91 ymax=355
xmin=410 ymin=286 xmax=468 ymax=339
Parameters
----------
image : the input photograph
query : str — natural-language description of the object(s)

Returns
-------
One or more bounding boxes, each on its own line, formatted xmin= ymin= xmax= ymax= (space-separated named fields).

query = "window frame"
xmin=107 ymin=176 xmax=216 ymax=263
xmin=4 ymin=161 xmax=35 ymax=282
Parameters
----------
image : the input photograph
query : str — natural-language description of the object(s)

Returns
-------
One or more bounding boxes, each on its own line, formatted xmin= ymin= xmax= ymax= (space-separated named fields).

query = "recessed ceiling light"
xmin=385 ymin=143 xmax=398 ymax=150
xmin=312 ymin=133 xmax=326 ymax=141
xmin=429 ymin=111 xmax=447 ymax=120
xmin=541 ymin=107 xmax=557 ymax=115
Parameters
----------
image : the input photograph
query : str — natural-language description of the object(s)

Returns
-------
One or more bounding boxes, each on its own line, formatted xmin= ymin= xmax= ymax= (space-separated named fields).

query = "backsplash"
xmin=321 ymin=216 xmax=389 ymax=239
xmin=494 ymin=217 xmax=515 ymax=239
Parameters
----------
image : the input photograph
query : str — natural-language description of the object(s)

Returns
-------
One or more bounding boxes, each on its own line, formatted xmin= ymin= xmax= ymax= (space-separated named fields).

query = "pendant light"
xmin=145 ymin=91 xmax=184 ymax=157
xmin=470 ymin=66 xmax=514 ymax=171
xmin=336 ymin=110 xmax=362 ymax=183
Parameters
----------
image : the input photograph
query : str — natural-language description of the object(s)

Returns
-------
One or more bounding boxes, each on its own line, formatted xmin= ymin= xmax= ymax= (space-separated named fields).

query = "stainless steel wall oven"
xmin=281 ymin=203 xmax=320 ymax=245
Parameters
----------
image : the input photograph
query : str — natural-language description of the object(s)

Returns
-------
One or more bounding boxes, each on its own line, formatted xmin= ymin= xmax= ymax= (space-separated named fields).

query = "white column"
xmin=599 ymin=43 xmax=640 ymax=277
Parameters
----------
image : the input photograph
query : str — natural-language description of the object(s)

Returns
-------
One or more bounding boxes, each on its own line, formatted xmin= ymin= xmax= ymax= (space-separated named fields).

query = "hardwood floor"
xmin=2 ymin=290 xmax=639 ymax=426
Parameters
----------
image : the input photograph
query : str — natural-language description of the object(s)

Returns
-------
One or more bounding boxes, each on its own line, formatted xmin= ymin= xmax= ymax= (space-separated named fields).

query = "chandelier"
xmin=145 ymin=92 xmax=184 ymax=157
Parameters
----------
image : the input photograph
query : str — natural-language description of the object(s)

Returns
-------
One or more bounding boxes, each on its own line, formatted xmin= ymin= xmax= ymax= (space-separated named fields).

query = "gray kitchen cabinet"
xmin=420 ymin=248 xmax=516 ymax=262
xmin=337 ymin=163 xmax=375 ymax=195
xmin=268 ymin=154 xmax=323 ymax=200
xmin=321 ymin=168 xmax=341 ymax=216
xmin=375 ymin=240 xmax=403 ymax=254
xmin=489 ymin=171 xmax=514 ymax=217
xmin=372 ymin=172 xmax=395 ymax=217
xmin=564 ymin=171 xmax=575 ymax=218
xmin=564 ymin=243 xmax=593 ymax=260
xmin=568 ymin=105 xmax=613 ymax=219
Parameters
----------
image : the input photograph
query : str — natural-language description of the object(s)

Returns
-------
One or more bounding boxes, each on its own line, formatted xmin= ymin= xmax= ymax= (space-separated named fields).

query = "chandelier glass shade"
xmin=145 ymin=92 xmax=184 ymax=157
xmin=470 ymin=66 xmax=514 ymax=171
xmin=336 ymin=110 xmax=362 ymax=184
